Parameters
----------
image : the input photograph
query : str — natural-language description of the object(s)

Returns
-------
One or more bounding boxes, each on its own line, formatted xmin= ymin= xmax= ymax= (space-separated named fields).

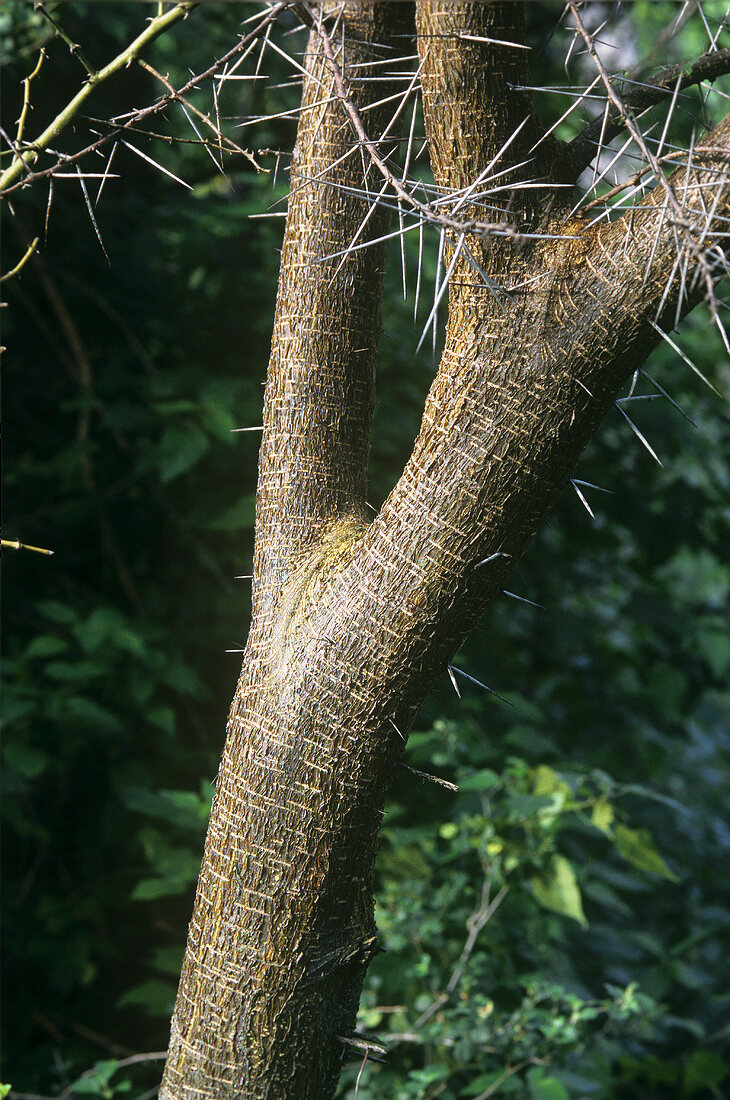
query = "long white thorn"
xmin=648 ymin=319 xmax=721 ymax=396
xmin=418 ymin=233 xmax=463 ymax=354
xmin=448 ymin=665 xmax=512 ymax=706
xmin=76 ymin=162 xmax=109 ymax=262
xmin=95 ymin=140 xmax=118 ymax=207
xmin=122 ymin=140 xmax=192 ymax=190
xmin=571 ymin=480 xmax=596 ymax=519
xmin=615 ymin=403 xmax=663 ymax=466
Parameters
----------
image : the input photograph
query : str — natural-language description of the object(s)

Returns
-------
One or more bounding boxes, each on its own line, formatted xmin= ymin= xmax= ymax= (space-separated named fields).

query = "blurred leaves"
xmin=531 ymin=856 xmax=587 ymax=928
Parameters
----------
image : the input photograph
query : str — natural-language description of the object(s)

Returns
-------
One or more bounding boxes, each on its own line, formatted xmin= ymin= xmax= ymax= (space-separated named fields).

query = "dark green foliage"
xmin=2 ymin=4 xmax=730 ymax=1098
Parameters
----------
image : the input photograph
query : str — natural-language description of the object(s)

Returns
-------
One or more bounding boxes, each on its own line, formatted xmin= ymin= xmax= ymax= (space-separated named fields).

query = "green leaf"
xmin=695 ymin=629 xmax=730 ymax=677
xmin=200 ymin=399 xmax=238 ymax=440
xmin=464 ymin=1071 xmax=521 ymax=1096
xmin=458 ymin=768 xmax=500 ymax=792
xmin=131 ymin=871 xmax=199 ymax=900
xmin=408 ymin=1065 xmax=450 ymax=1086
xmin=70 ymin=1060 xmax=118 ymax=1095
xmin=153 ymin=399 xmax=197 ymax=415
xmin=117 ymin=979 xmax=176 ymax=1017
xmin=65 ymin=697 xmax=124 ymax=736
xmin=533 ymin=765 xmax=570 ymax=797
xmin=24 ymin=635 xmax=69 ymax=659
xmin=530 ymin=1076 xmax=570 ymax=1100
xmin=591 ymin=797 xmax=615 ymax=836
xmin=36 ymin=599 xmax=76 ymax=624
xmin=131 ymin=831 xmax=201 ymax=899
xmin=531 ymin=855 xmax=588 ymax=926
xmin=683 ymin=1050 xmax=727 ymax=1096
xmin=122 ymin=786 xmax=209 ymax=830
xmin=464 ymin=1073 xmax=504 ymax=1096
xmin=115 ymin=627 xmax=147 ymax=659
xmin=155 ymin=423 xmax=209 ymax=483
xmin=151 ymin=945 xmax=184 ymax=976
xmin=532 ymin=765 xmax=572 ymax=824
xmin=3 ymin=743 xmax=48 ymax=779
xmin=73 ymin=608 xmax=125 ymax=653
xmin=614 ymin=825 xmax=679 ymax=882
xmin=45 ymin=660 xmax=106 ymax=682
xmin=0 ymin=695 xmax=35 ymax=727
xmin=148 ymin=705 xmax=176 ymax=734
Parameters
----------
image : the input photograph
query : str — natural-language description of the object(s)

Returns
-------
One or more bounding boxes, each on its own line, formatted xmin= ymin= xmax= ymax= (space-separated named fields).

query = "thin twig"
xmin=0 ymin=235 xmax=39 ymax=282
xmin=9 ymin=1051 xmax=167 ymax=1100
xmin=0 ymin=4 xmax=196 ymax=191
xmin=0 ymin=1 xmax=288 ymax=194
xmin=564 ymin=46 xmax=730 ymax=178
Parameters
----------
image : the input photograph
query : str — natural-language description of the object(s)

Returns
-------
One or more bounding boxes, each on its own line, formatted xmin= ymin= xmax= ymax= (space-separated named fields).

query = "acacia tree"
xmin=155 ymin=3 xmax=730 ymax=1097
xmin=3 ymin=2 xmax=729 ymax=1097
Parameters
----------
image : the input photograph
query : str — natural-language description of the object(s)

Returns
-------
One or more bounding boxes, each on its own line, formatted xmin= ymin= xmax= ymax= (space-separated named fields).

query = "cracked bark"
xmin=161 ymin=3 xmax=730 ymax=1097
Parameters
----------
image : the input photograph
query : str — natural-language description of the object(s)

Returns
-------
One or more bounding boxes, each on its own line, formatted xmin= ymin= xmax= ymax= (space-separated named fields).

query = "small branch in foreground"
xmin=0 ymin=3 xmax=195 ymax=192
xmin=34 ymin=3 xmax=95 ymax=76
xmin=137 ymin=58 xmax=260 ymax=170
xmin=0 ymin=236 xmax=39 ymax=281
xmin=9 ymin=1051 xmax=167 ymax=1100
xmin=400 ymin=764 xmax=459 ymax=792
xmin=16 ymin=48 xmax=47 ymax=146
xmin=0 ymin=2 xmax=287 ymax=196
xmin=567 ymin=0 xmax=727 ymax=327
xmin=389 ymin=881 xmax=509 ymax=1046
xmin=1 ymin=538 xmax=54 ymax=555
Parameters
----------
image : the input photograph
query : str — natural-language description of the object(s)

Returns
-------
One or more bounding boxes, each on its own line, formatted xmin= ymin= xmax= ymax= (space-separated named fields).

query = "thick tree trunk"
xmin=162 ymin=4 xmax=730 ymax=1097
xmin=161 ymin=5 xmax=409 ymax=1096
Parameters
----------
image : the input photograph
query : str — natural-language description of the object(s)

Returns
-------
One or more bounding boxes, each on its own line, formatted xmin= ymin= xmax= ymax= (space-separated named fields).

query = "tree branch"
xmin=415 ymin=0 xmax=562 ymax=231
xmin=304 ymin=3 xmax=528 ymax=247
xmin=0 ymin=5 xmax=284 ymax=196
xmin=566 ymin=0 xmax=729 ymax=319
xmin=562 ymin=45 xmax=730 ymax=180
xmin=0 ymin=3 xmax=195 ymax=192
xmin=251 ymin=2 xmax=409 ymax=622
xmin=334 ymin=11 xmax=730 ymax=734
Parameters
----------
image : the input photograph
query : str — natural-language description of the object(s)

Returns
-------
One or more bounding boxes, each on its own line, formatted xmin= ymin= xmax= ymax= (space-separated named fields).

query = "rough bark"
xmin=162 ymin=3 xmax=730 ymax=1097
xmin=161 ymin=5 xmax=410 ymax=1097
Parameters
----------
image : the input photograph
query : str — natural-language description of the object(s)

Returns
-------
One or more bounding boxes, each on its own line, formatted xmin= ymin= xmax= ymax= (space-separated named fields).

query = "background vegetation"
xmin=3 ymin=3 xmax=730 ymax=1097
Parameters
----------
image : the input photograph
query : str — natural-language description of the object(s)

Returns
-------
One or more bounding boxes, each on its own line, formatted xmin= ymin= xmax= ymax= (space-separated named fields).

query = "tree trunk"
xmin=161 ymin=3 xmax=730 ymax=1097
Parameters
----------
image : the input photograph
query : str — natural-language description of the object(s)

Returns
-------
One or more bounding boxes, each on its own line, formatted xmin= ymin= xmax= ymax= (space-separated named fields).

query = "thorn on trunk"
xmin=400 ymin=763 xmax=459 ymax=792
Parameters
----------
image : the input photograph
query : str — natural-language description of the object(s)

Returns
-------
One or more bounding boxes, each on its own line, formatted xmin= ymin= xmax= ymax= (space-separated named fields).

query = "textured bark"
xmin=162 ymin=3 xmax=730 ymax=1097
xmin=161 ymin=5 xmax=410 ymax=1097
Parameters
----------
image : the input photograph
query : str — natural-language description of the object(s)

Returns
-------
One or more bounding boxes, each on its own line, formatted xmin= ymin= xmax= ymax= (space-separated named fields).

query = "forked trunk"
xmin=161 ymin=4 xmax=730 ymax=1097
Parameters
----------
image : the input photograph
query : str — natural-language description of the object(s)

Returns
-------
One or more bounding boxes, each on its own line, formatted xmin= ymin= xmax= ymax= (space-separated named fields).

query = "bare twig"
xmin=137 ymin=58 xmax=260 ymax=170
xmin=16 ymin=48 xmax=47 ymax=146
xmin=0 ymin=2 xmax=290 ymax=196
xmin=387 ymin=881 xmax=508 ymax=1052
xmin=567 ymin=1 xmax=728 ymax=328
xmin=0 ymin=3 xmax=196 ymax=192
xmin=9 ymin=1051 xmax=167 ymax=1100
xmin=34 ymin=3 xmax=95 ymax=75
xmin=1 ymin=538 xmax=54 ymax=555
xmin=0 ymin=235 xmax=39 ymax=281
xmin=563 ymin=46 xmax=730 ymax=179
xmin=400 ymin=764 xmax=459 ymax=792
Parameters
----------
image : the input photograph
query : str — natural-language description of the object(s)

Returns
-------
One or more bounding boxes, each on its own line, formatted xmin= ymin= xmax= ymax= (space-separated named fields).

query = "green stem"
xmin=0 ymin=3 xmax=194 ymax=193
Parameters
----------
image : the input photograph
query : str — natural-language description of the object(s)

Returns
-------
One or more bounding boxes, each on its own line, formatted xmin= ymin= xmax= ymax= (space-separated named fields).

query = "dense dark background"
xmin=2 ymin=3 xmax=730 ymax=1097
